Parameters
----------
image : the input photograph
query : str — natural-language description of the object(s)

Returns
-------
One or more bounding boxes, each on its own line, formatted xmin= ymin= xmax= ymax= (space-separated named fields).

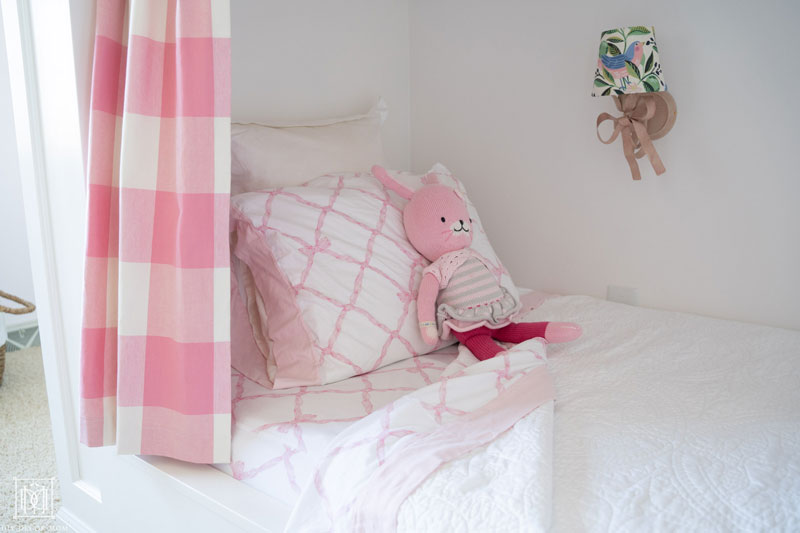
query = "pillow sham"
xmin=231 ymin=99 xmax=387 ymax=195
xmin=230 ymin=251 xmax=273 ymax=389
xmin=230 ymin=165 xmax=518 ymax=388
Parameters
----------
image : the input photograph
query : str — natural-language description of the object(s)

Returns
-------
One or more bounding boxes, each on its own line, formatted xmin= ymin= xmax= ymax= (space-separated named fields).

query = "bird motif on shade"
xmin=598 ymin=41 xmax=643 ymax=81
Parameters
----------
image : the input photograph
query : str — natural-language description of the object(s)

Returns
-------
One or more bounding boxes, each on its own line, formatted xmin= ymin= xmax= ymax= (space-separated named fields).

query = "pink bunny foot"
xmin=543 ymin=322 xmax=582 ymax=343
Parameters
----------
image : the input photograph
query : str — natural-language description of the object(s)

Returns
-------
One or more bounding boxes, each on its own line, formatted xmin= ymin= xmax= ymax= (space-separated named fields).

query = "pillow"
xmin=230 ymin=251 xmax=273 ymax=389
xmin=230 ymin=165 xmax=518 ymax=388
xmin=231 ymin=99 xmax=387 ymax=195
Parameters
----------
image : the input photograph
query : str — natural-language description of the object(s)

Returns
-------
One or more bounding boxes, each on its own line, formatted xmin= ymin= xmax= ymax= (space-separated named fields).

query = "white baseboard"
xmin=57 ymin=506 xmax=97 ymax=533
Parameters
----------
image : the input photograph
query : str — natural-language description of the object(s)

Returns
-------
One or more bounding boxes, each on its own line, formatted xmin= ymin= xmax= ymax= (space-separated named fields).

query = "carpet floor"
xmin=0 ymin=346 xmax=63 ymax=529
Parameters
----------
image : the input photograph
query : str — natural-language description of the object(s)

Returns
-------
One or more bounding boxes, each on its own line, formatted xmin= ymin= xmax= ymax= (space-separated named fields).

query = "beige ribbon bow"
xmin=596 ymin=96 xmax=666 ymax=181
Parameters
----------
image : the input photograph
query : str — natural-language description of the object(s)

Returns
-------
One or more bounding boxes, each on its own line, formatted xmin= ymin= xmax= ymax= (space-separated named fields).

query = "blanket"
xmin=284 ymin=338 xmax=556 ymax=532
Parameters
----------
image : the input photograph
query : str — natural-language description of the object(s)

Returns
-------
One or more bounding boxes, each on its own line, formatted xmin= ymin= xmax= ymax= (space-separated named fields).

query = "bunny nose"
xmin=459 ymin=220 xmax=464 ymax=225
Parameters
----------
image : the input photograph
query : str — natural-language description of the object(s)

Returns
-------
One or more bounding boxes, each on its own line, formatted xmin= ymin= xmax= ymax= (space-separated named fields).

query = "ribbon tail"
xmin=597 ymin=105 xmax=666 ymax=180
xmin=631 ymin=119 xmax=666 ymax=176
xmin=620 ymin=123 xmax=642 ymax=181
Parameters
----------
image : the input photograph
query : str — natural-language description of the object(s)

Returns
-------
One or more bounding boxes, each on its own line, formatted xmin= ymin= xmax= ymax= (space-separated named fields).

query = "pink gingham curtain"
xmin=80 ymin=0 xmax=231 ymax=463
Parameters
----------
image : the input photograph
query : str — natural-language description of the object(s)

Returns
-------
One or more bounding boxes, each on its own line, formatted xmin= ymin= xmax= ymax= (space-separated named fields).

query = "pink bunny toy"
xmin=373 ymin=165 xmax=582 ymax=361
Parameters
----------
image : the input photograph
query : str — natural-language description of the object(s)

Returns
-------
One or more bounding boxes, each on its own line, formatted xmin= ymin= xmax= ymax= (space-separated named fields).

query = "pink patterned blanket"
xmin=216 ymin=291 xmax=557 ymax=530
xmin=215 ymin=349 xmax=460 ymax=506
xmin=284 ymin=338 xmax=555 ymax=531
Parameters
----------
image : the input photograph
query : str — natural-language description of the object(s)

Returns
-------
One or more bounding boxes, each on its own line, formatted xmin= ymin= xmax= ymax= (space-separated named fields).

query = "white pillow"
xmin=230 ymin=165 xmax=520 ymax=388
xmin=231 ymin=99 xmax=387 ymax=194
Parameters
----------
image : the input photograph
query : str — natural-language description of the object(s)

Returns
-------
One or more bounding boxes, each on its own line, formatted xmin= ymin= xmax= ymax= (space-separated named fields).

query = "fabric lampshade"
xmin=592 ymin=26 xmax=667 ymax=96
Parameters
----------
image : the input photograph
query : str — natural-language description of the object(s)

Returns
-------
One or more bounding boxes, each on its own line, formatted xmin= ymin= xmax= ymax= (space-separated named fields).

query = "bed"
xmin=11 ymin=1 xmax=799 ymax=531
xmin=215 ymin=293 xmax=800 ymax=531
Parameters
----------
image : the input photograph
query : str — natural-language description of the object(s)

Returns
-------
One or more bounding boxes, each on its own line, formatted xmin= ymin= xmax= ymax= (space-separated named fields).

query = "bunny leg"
xmin=492 ymin=322 xmax=582 ymax=344
xmin=453 ymin=327 xmax=505 ymax=361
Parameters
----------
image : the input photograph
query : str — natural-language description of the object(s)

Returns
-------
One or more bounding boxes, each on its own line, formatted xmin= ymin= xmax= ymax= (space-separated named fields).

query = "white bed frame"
xmin=2 ymin=1 xmax=290 ymax=531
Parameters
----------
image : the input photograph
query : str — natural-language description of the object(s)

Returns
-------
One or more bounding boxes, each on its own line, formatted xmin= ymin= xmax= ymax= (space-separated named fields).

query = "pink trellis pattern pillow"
xmin=230 ymin=165 xmax=518 ymax=388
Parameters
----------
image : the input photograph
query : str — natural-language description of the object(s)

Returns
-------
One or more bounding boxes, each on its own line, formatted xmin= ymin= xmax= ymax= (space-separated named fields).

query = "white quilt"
xmin=531 ymin=295 xmax=800 ymax=532
xmin=398 ymin=392 xmax=554 ymax=532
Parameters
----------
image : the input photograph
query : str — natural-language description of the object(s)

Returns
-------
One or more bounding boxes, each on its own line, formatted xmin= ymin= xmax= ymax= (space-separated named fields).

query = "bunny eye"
xmin=440 ymin=217 xmax=446 ymax=223
xmin=469 ymin=218 xmax=473 ymax=223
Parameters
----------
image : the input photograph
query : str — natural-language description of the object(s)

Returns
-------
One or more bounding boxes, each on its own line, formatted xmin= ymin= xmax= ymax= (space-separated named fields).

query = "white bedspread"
xmin=397 ymin=375 xmax=554 ymax=532
xmin=528 ymin=295 xmax=800 ymax=532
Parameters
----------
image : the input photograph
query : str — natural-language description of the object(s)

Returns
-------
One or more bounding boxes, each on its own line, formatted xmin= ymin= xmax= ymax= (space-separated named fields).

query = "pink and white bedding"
xmin=284 ymin=337 xmax=554 ymax=532
xmin=229 ymin=166 xmax=515 ymax=389
xmin=218 ymin=293 xmax=800 ymax=532
xmin=214 ymin=347 xmax=460 ymax=507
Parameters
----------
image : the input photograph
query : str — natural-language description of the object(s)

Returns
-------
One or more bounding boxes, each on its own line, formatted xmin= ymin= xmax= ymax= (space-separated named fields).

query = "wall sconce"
xmin=592 ymin=26 xmax=677 ymax=180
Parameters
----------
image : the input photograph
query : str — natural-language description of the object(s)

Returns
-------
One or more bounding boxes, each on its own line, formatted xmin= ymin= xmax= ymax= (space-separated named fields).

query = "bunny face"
xmin=403 ymin=185 xmax=472 ymax=262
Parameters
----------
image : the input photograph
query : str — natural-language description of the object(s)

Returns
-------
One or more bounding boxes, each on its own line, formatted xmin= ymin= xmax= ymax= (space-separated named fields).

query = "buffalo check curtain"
xmin=80 ymin=0 xmax=232 ymax=463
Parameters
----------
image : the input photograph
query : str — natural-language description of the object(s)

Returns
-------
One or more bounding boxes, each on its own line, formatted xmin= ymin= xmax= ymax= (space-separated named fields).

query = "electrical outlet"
xmin=606 ymin=285 xmax=639 ymax=306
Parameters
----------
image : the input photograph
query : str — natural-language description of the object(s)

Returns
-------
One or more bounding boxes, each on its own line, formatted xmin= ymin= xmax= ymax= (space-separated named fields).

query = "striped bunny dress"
xmin=422 ymin=249 xmax=520 ymax=338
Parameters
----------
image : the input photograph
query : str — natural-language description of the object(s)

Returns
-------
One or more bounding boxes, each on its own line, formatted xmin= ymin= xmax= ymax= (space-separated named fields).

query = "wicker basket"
xmin=0 ymin=290 xmax=36 ymax=386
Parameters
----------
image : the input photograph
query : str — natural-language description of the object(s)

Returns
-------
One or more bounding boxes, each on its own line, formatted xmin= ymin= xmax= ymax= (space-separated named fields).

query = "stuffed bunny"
xmin=373 ymin=165 xmax=581 ymax=361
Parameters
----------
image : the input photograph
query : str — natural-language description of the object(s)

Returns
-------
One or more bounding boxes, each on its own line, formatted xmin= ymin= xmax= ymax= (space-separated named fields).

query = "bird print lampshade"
xmin=592 ymin=26 xmax=666 ymax=96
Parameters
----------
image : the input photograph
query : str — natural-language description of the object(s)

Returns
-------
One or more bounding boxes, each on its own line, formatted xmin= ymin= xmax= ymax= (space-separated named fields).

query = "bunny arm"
xmin=417 ymin=273 xmax=439 ymax=322
xmin=417 ymin=273 xmax=440 ymax=345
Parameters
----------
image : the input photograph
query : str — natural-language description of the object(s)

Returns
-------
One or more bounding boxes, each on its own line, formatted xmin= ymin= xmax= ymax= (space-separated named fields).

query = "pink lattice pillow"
xmin=230 ymin=165 xmax=517 ymax=388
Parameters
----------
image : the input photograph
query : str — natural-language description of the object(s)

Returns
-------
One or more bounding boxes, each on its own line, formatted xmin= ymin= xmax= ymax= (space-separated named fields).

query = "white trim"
xmin=1 ymin=0 xmax=82 ymax=485
xmin=3 ymin=1 xmax=294 ymax=530
xmin=57 ymin=506 xmax=97 ymax=533
xmin=72 ymin=480 xmax=102 ymax=504
xmin=128 ymin=457 xmax=290 ymax=532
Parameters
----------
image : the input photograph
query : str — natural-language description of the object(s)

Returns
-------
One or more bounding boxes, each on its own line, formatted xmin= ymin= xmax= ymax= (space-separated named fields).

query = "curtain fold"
xmin=80 ymin=0 xmax=231 ymax=463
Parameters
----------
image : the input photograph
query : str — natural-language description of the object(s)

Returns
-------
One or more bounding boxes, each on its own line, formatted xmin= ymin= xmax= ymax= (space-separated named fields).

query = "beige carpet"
xmin=0 ymin=346 xmax=63 ymax=529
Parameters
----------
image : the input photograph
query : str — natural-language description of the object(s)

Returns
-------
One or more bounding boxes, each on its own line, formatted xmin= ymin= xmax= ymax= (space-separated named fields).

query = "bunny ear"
xmin=372 ymin=165 xmax=414 ymax=200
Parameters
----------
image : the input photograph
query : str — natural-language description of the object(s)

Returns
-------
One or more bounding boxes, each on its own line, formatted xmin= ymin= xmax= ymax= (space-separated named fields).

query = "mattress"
xmin=219 ymin=294 xmax=800 ymax=530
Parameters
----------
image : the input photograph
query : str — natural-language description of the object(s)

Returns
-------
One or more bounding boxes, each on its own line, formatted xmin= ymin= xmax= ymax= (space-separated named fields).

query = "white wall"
xmin=409 ymin=0 xmax=800 ymax=330
xmin=231 ymin=0 xmax=411 ymax=169
xmin=0 ymin=6 xmax=36 ymax=329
